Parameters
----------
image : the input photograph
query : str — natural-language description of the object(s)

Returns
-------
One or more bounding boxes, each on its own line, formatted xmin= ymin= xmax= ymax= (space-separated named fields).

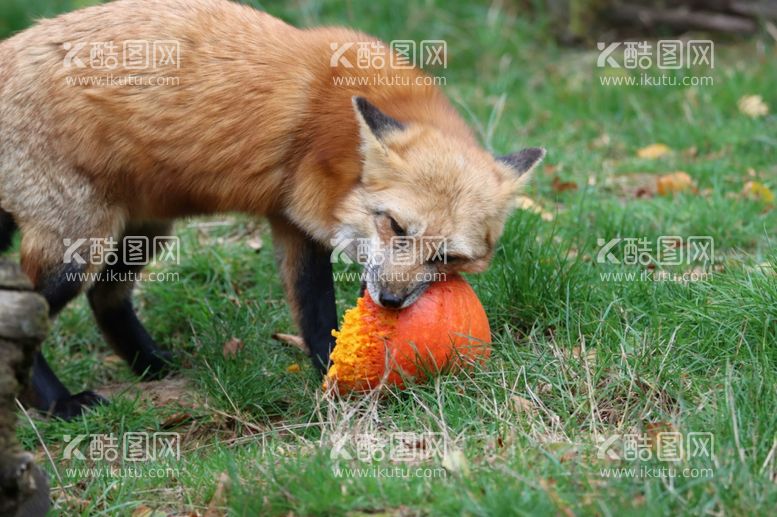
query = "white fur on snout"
xmin=398 ymin=282 xmax=430 ymax=308
xmin=363 ymin=257 xmax=384 ymax=305
xmin=366 ymin=274 xmax=430 ymax=309
xmin=352 ymin=233 xmax=431 ymax=309
xmin=366 ymin=278 xmax=383 ymax=306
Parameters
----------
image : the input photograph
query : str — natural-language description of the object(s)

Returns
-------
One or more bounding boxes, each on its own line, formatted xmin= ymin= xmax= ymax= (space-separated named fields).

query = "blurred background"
xmin=4 ymin=0 xmax=777 ymax=40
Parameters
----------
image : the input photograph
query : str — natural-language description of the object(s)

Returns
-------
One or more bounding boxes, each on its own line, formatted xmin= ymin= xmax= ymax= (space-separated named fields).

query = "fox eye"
xmin=388 ymin=216 xmax=406 ymax=236
xmin=431 ymin=255 xmax=463 ymax=265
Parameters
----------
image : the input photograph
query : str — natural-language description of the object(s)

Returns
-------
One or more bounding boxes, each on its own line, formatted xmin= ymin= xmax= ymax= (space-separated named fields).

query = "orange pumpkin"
xmin=324 ymin=274 xmax=491 ymax=394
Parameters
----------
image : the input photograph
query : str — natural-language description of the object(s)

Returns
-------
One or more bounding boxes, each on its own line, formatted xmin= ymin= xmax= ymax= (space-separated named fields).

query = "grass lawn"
xmin=4 ymin=0 xmax=777 ymax=515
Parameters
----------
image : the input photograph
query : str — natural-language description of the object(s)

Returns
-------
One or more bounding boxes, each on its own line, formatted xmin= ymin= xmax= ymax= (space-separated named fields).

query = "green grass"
xmin=6 ymin=0 xmax=777 ymax=515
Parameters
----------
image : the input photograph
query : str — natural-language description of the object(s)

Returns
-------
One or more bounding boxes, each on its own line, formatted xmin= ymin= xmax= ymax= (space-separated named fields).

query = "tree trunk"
xmin=0 ymin=260 xmax=50 ymax=517
xmin=547 ymin=0 xmax=773 ymax=42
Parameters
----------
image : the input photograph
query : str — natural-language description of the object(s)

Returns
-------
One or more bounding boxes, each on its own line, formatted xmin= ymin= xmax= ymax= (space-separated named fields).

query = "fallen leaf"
xmin=222 ymin=337 xmax=244 ymax=359
xmin=52 ymin=492 xmax=91 ymax=512
xmin=633 ymin=187 xmax=652 ymax=198
xmin=286 ymin=363 xmax=301 ymax=373
xmin=742 ymin=181 xmax=775 ymax=204
xmin=637 ymin=143 xmax=671 ymax=159
xmin=645 ymin=421 xmax=677 ymax=452
xmin=591 ymin=133 xmax=611 ymax=148
xmin=738 ymin=95 xmax=769 ymax=118
xmin=572 ymin=346 xmax=597 ymax=366
xmin=132 ymin=506 xmax=151 ymax=517
xmin=656 ymin=172 xmax=696 ymax=196
xmin=559 ymin=446 xmax=579 ymax=462
xmin=551 ymin=176 xmax=578 ymax=193
xmin=132 ymin=506 xmax=168 ymax=517
xmin=545 ymin=442 xmax=579 ymax=463
xmin=604 ymin=173 xmax=657 ymax=198
xmin=272 ymin=333 xmax=310 ymax=355
xmin=511 ymin=395 xmax=536 ymax=415
xmin=246 ymin=237 xmax=263 ymax=252
xmin=104 ymin=354 xmax=124 ymax=365
xmin=204 ymin=473 xmax=230 ymax=517
xmin=515 ymin=195 xmax=555 ymax=221
xmin=442 ymin=449 xmax=470 ymax=477
xmin=537 ymin=382 xmax=552 ymax=395
xmin=161 ymin=412 xmax=192 ymax=429
xmin=516 ymin=195 xmax=539 ymax=211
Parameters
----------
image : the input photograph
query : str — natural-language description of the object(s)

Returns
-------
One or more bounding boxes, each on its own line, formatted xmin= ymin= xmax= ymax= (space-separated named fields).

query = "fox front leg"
xmin=269 ymin=217 xmax=338 ymax=373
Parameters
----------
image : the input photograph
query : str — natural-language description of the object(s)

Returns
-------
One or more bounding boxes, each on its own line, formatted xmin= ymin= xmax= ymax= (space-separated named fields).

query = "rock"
xmin=0 ymin=260 xmax=50 ymax=516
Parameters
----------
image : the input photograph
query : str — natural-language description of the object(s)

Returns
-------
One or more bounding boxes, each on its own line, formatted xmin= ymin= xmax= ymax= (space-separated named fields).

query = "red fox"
xmin=0 ymin=0 xmax=544 ymax=419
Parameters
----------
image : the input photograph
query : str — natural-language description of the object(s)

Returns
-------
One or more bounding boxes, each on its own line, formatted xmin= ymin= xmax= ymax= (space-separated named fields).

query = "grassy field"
xmin=4 ymin=0 xmax=777 ymax=515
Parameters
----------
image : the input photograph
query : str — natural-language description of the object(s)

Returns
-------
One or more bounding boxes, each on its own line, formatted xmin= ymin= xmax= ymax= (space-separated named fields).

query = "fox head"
xmin=334 ymin=96 xmax=544 ymax=309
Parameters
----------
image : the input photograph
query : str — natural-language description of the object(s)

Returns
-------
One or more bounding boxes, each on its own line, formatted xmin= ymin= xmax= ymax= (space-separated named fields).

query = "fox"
xmin=0 ymin=0 xmax=544 ymax=419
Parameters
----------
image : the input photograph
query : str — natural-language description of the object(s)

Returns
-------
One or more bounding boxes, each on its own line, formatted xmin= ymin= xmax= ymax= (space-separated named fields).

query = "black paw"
xmin=134 ymin=349 xmax=174 ymax=380
xmin=49 ymin=390 xmax=108 ymax=420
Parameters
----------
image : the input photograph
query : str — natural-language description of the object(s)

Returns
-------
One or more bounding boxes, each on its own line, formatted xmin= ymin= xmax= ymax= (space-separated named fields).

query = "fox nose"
xmin=378 ymin=291 xmax=404 ymax=308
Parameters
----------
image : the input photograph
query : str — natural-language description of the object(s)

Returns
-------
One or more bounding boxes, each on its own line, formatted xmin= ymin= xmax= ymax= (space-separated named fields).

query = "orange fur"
xmin=0 ymin=0 xmax=543 ymax=313
xmin=1 ymin=0 xmax=469 ymax=228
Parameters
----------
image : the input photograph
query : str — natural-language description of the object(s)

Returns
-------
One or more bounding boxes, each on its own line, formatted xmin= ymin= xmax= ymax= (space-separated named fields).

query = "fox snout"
xmin=376 ymin=282 xmax=430 ymax=309
xmin=374 ymin=281 xmax=431 ymax=309
xmin=364 ymin=264 xmax=434 ymax=309
xmin=377 ymin=291 xmax=404 ymax=308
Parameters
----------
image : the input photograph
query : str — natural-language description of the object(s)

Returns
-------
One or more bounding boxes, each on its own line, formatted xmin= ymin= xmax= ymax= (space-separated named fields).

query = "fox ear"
xmin=498 ymin=147 xmax=546 ymax=176
xmin=352 ymin=96 xmax=405 ymax=142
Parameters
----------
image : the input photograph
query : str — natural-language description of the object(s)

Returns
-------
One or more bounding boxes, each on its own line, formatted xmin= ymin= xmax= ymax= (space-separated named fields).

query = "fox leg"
xmin=0 ymin=208 xmax=17 ymax=252
xmin=27 ymin=352 xmax=107 ymax=420
xmin=19 ymin=221 xmax=120 ymax=419
xmin=87 ymin=221 xmax=173 ymax=379
xmin=269 ymin=216 xmax=338 ymax=373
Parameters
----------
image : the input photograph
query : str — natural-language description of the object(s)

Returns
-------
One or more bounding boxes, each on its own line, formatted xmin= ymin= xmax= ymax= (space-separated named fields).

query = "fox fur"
xmin=0 ymin=0 xmax=544 ymax=418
